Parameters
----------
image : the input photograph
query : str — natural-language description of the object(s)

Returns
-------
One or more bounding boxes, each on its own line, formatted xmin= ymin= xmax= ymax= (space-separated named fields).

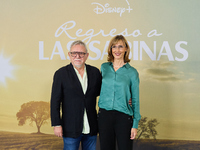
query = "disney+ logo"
xmin=92 ymin=0 xmax=132 ymax=17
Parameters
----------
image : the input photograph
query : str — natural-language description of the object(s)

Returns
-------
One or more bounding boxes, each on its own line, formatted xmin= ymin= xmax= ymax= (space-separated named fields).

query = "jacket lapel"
xmin=69 ymin=63 xmax=84 ymax=96
xmin=85 ymin=64 xmax=91 ymax=96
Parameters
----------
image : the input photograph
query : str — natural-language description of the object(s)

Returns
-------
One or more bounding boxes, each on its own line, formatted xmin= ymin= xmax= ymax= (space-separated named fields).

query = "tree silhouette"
xmin=136 ymin=116 xmax=159 ymax=141
xmin=16 ymin=101 xmax=50 ymax=133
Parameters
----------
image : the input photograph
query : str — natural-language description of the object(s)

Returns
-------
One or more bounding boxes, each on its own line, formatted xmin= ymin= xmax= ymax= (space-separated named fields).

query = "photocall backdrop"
xmin=0 ymin=0 xmax=200 ymax=149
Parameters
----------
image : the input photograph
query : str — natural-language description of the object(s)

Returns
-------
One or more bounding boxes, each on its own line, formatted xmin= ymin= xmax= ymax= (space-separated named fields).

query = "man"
xmin=50 ymin=40 xmax=102 ymax=150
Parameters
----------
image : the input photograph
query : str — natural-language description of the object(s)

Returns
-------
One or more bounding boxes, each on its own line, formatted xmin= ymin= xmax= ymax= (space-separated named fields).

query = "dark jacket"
xmin=50 ymin=63 xmax=102 ymax=138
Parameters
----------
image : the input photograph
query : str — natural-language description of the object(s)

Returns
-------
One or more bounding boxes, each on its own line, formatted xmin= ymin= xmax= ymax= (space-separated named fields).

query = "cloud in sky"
xmin=151 ymin=62 xmax=174 ymax=69
xmin=153 ymin=76 xmax=181 ymax=82
xmin=144 ymin=62 xmax=184 ymax=82
xmin=146 ymin=68 xmax=174 ymax=76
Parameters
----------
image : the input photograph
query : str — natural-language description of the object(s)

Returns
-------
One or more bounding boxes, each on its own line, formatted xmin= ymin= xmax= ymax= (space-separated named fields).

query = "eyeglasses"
xmin=111 ymin=45 xmax=125 ymax=50
xmin=69 ymin=52 xmax=87 ymax=58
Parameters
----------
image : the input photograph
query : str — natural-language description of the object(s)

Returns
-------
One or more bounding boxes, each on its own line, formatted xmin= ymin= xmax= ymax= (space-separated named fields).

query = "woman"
xmin=98 ymin=35 xmax=141 ymax=150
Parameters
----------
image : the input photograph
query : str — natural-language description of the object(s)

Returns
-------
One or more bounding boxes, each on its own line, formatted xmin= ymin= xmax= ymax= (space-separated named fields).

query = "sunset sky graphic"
xmin=0 ymin=51 xmax=17 ymax=86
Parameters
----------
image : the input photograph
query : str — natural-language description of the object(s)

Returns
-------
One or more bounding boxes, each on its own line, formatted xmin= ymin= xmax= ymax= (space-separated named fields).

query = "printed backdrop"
xmin=0 ymin=0 xmax=200 ymax=149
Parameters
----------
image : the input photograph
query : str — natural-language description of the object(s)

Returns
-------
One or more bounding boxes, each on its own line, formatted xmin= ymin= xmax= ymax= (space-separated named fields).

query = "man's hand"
xmin=129 ymin=98 xmax=132 ymax=106
xmin=130 ymin=128 xmax=137 ymax=140
xmin=54 ymin=126 xmax=63 ymax=138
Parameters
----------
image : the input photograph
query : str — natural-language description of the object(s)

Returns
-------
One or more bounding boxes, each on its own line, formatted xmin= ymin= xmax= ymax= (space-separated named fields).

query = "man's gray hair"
xmin=70 ymin=40 xmax=88 ymax=53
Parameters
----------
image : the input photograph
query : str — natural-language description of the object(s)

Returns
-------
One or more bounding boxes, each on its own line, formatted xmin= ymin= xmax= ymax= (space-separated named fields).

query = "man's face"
xmin=68 ymin=44 xmax=89 ymax=69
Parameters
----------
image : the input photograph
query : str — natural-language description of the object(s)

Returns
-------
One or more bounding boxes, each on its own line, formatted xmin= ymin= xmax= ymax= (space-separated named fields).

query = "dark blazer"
xmin=50 ymin=63 xmax=102 ymax=138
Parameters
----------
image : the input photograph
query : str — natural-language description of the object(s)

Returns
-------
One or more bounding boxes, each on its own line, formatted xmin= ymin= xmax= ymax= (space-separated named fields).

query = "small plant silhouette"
xmin=136 ymin=116 xmax=159 ymax=141
xmin=16 ymin=101 xmax=50 ymax=133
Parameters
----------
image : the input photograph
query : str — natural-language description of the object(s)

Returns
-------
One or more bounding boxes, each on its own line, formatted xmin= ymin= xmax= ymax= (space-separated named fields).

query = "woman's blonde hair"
xmin=107 ymin=35 xmax=130 ymax=63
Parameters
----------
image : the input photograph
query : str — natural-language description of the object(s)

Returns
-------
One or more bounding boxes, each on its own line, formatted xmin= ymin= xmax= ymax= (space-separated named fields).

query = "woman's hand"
xmin=130 ymin=128 xmax=137 ymax=140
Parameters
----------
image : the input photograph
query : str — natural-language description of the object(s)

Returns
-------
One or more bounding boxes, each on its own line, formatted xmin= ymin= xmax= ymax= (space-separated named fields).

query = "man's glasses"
xmin=112 ymin=45 xmax=125 ymax=50
xmin=69 ymin=52 xmax=87 ymax=58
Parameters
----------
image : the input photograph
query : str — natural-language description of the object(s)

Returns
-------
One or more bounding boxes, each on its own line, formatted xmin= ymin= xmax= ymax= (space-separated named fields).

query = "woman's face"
xmin=111 ymin=40 xmax=127 ymax=61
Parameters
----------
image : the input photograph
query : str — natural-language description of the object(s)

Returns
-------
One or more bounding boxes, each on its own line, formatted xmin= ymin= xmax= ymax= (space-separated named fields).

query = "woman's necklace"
xmin=113 ymin=62 xmax=125 ymax=69
xmin=113 ymin=65 xmax=121 ymax=68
